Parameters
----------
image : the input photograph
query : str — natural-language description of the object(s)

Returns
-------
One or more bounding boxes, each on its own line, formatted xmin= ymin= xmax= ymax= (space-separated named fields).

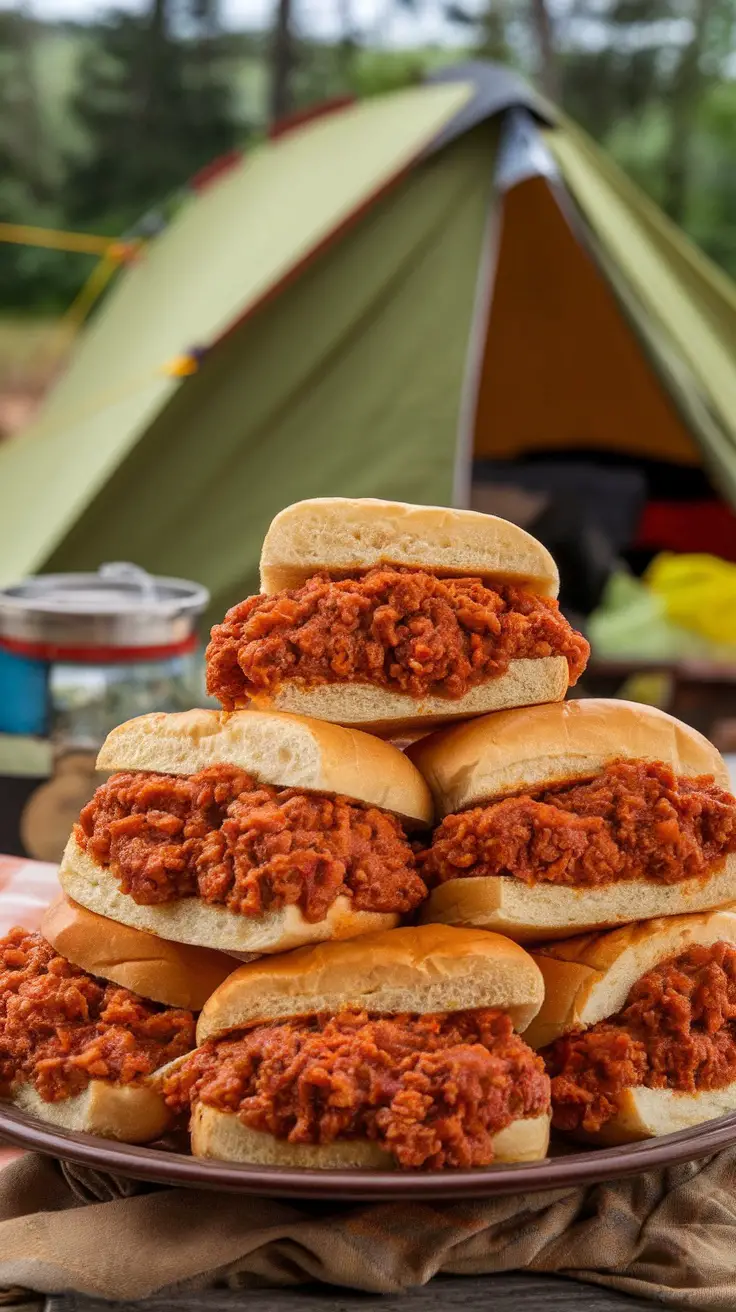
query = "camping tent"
xmin=2 ymin=61 xmax=736 ymax=625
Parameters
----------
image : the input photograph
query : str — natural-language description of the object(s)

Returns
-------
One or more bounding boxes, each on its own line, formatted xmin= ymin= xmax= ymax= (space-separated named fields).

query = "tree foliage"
xmin=67 ymin=7 xmax=242 ymax=226
xmin=4 ymin=0 xmax=736 ymax=312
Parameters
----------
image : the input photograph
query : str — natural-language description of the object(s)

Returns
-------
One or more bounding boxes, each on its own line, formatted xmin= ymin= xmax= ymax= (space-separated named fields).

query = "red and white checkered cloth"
xmin=0 ymin=856 xmax=63 ymax=1165
xmin=0 ymin=855 xmax=61 ymax=936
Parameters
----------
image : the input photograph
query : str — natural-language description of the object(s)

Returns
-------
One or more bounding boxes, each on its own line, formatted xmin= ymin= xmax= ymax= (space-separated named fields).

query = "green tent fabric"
xmin=1 ymin=63 xmax=736 ymax=625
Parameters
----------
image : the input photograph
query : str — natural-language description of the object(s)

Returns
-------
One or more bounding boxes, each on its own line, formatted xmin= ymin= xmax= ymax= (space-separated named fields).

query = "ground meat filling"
xmin=545 ymin=942 xmax=736 ymax=1134
xmin=419 ymin=761 xmax=736 ymax=890
xmin=163 ymin=1008 xmax=550 ymax=1170
xmin=0 ymin=928 xmax=194 ymax=1103
xmin=205 ymin=567 xmax=589 ymax=708
xmin=76 ymin=765 xmax=427 ymax=923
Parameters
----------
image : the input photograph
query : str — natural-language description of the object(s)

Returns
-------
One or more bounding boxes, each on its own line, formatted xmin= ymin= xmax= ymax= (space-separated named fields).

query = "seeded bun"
xmin=97 ymin=708 xmax=432 ymax=827
xmin=420 ymin=857 xmax=736 ymax=943
xmin=259 ymin=498 xmax=559 ymax=595
xmin=59 ymin=836 xmax=399 ymax=956
xmin=408 ymin=700 xmax=730 ymax=817
xmin=196 ymin=923 xmax=545 ymax=1042
xmin=189 ymin=1103 xmax=551 ymax=1168
xmin=525 ymin=908 xmax=736 ymax=1049
xmin=12 ymin=1079 xmax=171 ymax=1143
xmin=248 ymin=657 xmax=569 ymax=732
xmin=42 ymin=895 xmax=235 ymax=1010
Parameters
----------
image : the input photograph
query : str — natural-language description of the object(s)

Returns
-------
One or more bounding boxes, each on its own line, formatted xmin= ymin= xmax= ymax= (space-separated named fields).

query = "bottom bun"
xmin=12 ymin=1079 xmax=170 ymax=1143
xmin=60 ymin=839 xmax=397 ymax=955
xmin=190 ymin=1104 xmax=551 ymax=1168
xmin=573 ymin=1082 xmax=736 ymax=1147
xmin=247 ymin=656 xmax=568 ymax=732
xmin=421 ymin=857 xmax=736 ymax=943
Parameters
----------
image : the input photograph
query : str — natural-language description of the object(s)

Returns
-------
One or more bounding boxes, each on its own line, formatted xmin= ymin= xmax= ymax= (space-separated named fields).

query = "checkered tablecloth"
xmin=0 ymin=856 xmax=62 ymax=936
xmin=0 ymin=856 xmax=63 ymax=1165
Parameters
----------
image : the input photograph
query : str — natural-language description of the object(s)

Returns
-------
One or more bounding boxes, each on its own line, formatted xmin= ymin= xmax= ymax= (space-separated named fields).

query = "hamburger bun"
xmin=259 ymin=498 xmax=559 ymax=595
xmin=63 ymin=708 xmax=431 ymax=956
xmin=196 ymin=923 xmax=545 ymax=1042
xmin=42 ymin=895 xmax=235 ymax=1010
xmin=569 ymin=1084 xmax=736 ymax=1146
xmin=249 ymin=657 xmax=569 ymax=733
xmin=420 ymin=857 xmax=736 ymax=944
xmin=525 ymin=907 xmax=736 ymax=1049
xmin=97 ymin=708 xmax=432 ymax=827
xmin=12 ymin=1077 xmax=171 ymax=1144
xmin=408 ymin=699 xmax=729 ymax=817
xmin=189 ymin=1103 xmax=551 ymax=1168
xmin=529 ymin=909 xmax=736 ymax=1145
xmin=59 ymin=836 xmax=399 ymax=957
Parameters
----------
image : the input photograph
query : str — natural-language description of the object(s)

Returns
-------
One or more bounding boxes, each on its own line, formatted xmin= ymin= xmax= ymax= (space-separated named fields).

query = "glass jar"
xmin=0 ymin=563 xmax=210 ymax=861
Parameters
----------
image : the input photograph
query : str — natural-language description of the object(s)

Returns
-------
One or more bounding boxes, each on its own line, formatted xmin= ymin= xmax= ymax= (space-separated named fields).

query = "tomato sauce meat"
xmin=76 ymin=765 xmax=427 ymax=921
xmin=163 ymin=1008 xmax=550 ymax=1169
xmin=205 ymin=567 xmax=589 ymax=708
xmin=420 ymin=761 xmax=736 ymax=890
xmin=0 ymin=928 xmax=194 ymax=1103
xmin=545 ymin=942 xmax=736 ymax=1134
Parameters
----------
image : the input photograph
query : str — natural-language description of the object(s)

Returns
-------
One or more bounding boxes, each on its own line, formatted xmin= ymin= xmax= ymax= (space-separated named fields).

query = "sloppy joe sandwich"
xmin=60 ymin=708 xmax=433 ymax=956
xmin=411 ymin=699 xmax=736 ymax=941
xmin=0 ymin=924 xmax=196 ymax=1142
xmin=205 ymin=498 xmax=589 ymax=730
xmin=527 ymin=909 xmax=736 ymax=1144
xmin=161 ymin=924 xmax=551 ymax=1170
xmin=42 ymin=895 xmax=235 ymax=1010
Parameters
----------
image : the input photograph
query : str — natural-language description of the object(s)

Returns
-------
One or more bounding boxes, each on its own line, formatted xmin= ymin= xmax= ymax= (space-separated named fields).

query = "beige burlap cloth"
xmin=0 ymin=1150 xmax=734 ymax=1307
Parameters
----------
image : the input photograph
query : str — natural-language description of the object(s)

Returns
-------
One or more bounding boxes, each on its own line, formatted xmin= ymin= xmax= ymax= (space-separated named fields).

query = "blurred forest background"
xmin=1 ymin=0 xmax=736 ymax=319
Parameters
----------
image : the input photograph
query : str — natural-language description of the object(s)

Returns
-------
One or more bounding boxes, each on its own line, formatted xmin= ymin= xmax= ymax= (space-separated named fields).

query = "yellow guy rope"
xmin=0 ymin=223 xmax=142 ymax=258
xmin=59 ymin=253 xmax=128 ymax=338
xmin=8 ymin=351 xmax=203 ymax=447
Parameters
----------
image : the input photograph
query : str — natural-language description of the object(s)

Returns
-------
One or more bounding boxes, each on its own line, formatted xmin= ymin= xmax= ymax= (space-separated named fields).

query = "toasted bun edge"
xmin=96 ymin=708 xmax=432 ymax=827
xmin=408 ymin=699 xmax=730 ymax=815
xmin=196 ymin=922 xmax=545 ymax=1042
xmin=41 ymin=894 xmax=235 ymax=1011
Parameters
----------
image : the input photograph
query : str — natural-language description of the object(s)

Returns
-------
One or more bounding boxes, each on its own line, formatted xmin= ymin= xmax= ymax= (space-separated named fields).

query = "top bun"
xmin=41 ymin=895 xmax=235 ymax=1010
xmin=197 ymin=923 xmax=544 ymax=1042
xmin=259 ymin=498 xmax=559 ymax=596
xmin=97 ymin=708 xmax=433 ymax=827
xmin=525 ymin=907 xmax=736 ymax=1049
xmin=408 ymin=698 xmax=729 ymax=817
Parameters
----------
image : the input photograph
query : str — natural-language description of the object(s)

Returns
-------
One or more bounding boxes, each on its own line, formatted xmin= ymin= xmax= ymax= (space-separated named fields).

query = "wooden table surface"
xmin=44 ymin=1276 xmax=659 ymax=1311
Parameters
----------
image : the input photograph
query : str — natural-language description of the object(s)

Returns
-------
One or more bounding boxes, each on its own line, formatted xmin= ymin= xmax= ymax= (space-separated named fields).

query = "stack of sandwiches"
xmin=2 ymin=498 xmax=735 ymax=1169
xmin=410 ymin=698 xmax=736 ymax=1144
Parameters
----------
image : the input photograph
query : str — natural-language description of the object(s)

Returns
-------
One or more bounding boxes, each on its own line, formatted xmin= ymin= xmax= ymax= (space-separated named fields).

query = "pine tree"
xmin=67 ymin=2 xmax=242 ymax=226
xmin=0 ymin=9 xmax=82 ymax=310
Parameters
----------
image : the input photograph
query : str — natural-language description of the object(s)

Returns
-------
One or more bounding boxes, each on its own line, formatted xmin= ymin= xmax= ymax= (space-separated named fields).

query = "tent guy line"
xmin=0 ymin=63 xmax=735 ymax=623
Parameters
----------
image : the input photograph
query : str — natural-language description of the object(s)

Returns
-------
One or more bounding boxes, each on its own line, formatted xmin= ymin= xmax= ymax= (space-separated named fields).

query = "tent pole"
xmin=452 ymin=162 xmax=500 ymax=509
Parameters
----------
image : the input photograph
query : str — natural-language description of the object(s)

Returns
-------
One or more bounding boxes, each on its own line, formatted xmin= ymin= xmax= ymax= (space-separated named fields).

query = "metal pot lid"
xmin=0 ymin=563 xmax=210 ymax=655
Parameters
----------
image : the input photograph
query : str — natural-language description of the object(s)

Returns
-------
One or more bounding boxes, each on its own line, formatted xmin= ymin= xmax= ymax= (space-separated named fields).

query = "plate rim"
xmin=1 ymin=1101 xmax=735 ymax=1199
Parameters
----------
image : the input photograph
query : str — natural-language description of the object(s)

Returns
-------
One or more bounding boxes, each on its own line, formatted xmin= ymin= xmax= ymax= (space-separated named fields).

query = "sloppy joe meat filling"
xmin=163 ymin=1008 xmax=550 ymax=1170
xmin=420 ymin=761 xmax=736 ymax=890
xmin=76 ymin=764 xmax=427 ymax=923
xmin=206 ymin=566 xmax=589 ymax=708
xmin=545 ymin=941 xmax=736 ymax=1134
xmin=0 ymin=928 xmax=194 ymax=1103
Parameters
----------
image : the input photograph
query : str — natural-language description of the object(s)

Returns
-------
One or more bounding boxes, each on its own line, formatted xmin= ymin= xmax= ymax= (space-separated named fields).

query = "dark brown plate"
xmin=1 ymin=1102 xmax=736 ymax=1199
